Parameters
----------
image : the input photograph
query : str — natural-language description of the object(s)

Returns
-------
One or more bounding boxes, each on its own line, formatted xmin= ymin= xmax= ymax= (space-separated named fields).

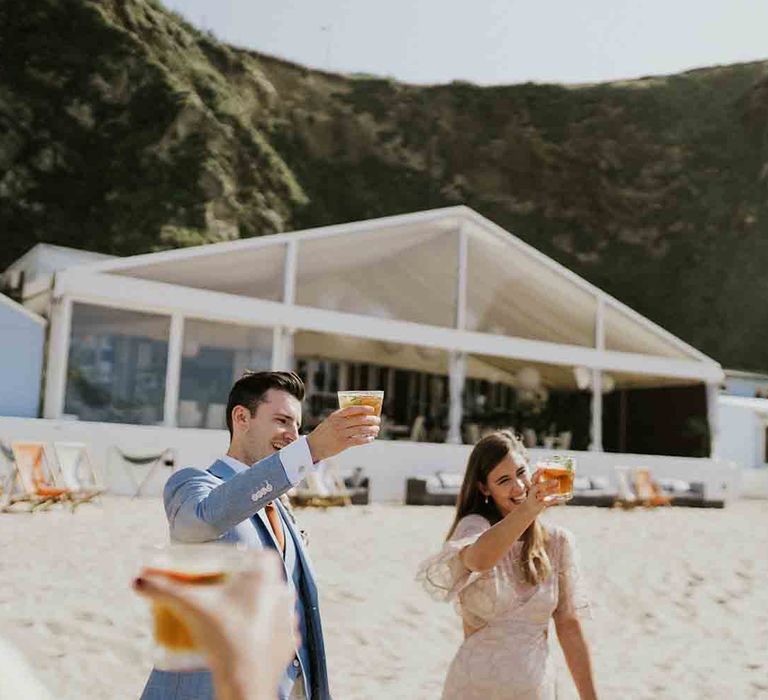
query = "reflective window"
xmin=65 ymin=304 xmax=169 ymax=424
xmin=178 ymin=320 xmax=273 ymax=429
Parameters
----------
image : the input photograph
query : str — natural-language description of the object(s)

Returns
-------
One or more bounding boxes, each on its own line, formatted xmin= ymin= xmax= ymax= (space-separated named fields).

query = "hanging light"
xmin=516 ymin=366 xmax=541 ymax=390
xmin=573 ymin=366 xmax=591 ymax=390
xmin=377 ymin=341 xmax=400 ymax=355
xmin=573 ymin=367 xmax=616 ymax=394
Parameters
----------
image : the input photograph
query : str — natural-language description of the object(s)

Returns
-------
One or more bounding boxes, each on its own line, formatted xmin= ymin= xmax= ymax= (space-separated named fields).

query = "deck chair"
xmin=112 ymin=447 xmax=175 ymax=498
xmin=612 ymin=466 xmax=638 ymax=509
xmin=52 ymin=442 xmax=104 ymax=507
xmin=4 ymin=442 xmax=71 ymax=512
xmin=633 ymin=468 xmax=672 ymax=507
xmin=0 ymin=441 xmax=16 ymax=506
xmin=290 ymin=461 xmax=352 ymax=508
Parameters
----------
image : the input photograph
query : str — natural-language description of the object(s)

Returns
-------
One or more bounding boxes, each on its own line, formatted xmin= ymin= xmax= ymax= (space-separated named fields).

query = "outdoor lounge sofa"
xmin=404 ymin=471 xmax=724 ymax=508
xmin=569 ymin=476 xmax=616 ymax=507
xmin=657 ymin=478 xmax=723 ymax=508
xmin=405 ymin=472 xmax=462 ymax=506
xmin=405 ymin=472 xmax=618 ymax=507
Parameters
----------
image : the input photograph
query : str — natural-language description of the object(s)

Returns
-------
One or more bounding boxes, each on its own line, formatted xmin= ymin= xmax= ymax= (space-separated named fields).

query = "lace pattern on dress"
xmin=418 ymin=515 xmax=534 ymax=628
xmin=418 ymin=516 xmax=591 ymax=626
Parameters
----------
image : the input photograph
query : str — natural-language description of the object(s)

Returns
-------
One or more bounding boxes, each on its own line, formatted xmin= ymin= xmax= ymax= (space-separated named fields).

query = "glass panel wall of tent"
xmin=64 ymin=304 xmax=273 ymax=427
xmin=178 ymin=320 xmax=272 ymax=429
xmin=296 ymin=354 xmax=710 ymax=456
xmin=65 ymin=303 xmax=170 ymax=424
xmin=296 ymin=357 xmax=455 ymax=442
xmin=293 ymin=340 xmax=593 ymax=447
xmin=60 ymin=303 xmax=711 ymax=456
xmin=294 ymin=362 xmax=590 ymax=447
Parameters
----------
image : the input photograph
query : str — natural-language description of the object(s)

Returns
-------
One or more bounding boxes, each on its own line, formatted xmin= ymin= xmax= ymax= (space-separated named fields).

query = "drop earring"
xmin=484 ymin=495 xmax=489 ymax=505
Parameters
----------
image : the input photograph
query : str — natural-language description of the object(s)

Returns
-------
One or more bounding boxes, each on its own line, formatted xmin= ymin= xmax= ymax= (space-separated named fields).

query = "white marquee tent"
xmin=34 ymin=206 xmax=722 ymax=451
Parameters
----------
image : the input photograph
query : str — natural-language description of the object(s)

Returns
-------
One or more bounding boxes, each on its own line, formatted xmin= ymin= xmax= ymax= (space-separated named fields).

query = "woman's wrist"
xmin=516 ymin=498 xmax=542 ymax=520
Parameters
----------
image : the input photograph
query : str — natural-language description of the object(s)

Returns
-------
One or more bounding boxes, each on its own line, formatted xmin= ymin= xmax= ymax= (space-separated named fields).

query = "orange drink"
xmin=536 ymin=456 xmax=576 ymax=504
xmin=139 ymin=544 xmax=255 ymax=671
xmin=146 ymin=569 xmax=226 ymax=655
xmin=337 ymin=390 xmax=384 ymax=417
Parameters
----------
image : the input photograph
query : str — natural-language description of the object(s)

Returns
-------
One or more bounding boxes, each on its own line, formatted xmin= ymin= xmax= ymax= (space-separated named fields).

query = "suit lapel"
xmin=276 ymin=499 xmax=317 ymax=586
xmin=254 ymin=507 xmax=280 ymax=550
xmin=207 ymin=459 xmax=236 ymax=481
xmin=276 ymin=499 xmax=300 ymax=551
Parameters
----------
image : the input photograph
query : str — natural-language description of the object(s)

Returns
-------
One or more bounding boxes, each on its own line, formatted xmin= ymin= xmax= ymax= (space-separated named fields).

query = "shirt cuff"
xmin=279 ymin=437 xmax=319 ymax=486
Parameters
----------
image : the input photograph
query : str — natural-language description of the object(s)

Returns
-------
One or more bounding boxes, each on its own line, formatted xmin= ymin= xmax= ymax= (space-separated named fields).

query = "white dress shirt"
xmin=221 ymin=436 xmax=317 ymax=486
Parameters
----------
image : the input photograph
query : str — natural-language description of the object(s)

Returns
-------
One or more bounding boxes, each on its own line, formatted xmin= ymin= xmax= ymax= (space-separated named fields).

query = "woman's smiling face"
xmin=478 ymin=451 xmax=532 ymax=517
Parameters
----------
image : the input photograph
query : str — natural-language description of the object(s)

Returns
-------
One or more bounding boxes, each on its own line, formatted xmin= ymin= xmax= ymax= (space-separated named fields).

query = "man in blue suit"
xmin=140 ymin=370 xmax=380 ymax=700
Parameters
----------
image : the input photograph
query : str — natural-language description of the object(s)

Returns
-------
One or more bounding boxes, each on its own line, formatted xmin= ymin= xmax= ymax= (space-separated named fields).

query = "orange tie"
xmin=264 ymin=502 xmax=286 ymax=554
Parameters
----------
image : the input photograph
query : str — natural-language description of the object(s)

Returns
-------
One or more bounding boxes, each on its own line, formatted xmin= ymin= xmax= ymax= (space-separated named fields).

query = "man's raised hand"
xmin=306 ymin=406 xmax=381 ymax=462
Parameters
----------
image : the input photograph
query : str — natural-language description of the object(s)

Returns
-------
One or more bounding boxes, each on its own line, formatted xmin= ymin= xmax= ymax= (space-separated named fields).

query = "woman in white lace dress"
xmin=419 ymin=431 xmax=598 ymax=700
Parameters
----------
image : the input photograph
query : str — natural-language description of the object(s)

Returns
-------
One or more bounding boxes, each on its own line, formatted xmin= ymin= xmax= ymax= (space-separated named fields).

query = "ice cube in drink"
xmin=337 ymin=390 xmax=384 ymax=417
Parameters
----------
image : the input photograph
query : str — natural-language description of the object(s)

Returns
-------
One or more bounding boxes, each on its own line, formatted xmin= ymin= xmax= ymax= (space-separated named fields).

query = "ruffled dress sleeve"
xmin=553 ymin=527 xmax=591 ymax=620
xmin=417 ymin=515 xmax=500 ymax=627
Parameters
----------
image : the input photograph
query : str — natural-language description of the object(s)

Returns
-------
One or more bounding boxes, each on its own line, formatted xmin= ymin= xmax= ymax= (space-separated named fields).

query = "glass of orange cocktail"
xmin=337 ymin=390 xmax=384 ymax=417
xmin=140 ymin=543 xmax=257 ymax=671
xmin=535 ymin=455 xmax=576 ymax=504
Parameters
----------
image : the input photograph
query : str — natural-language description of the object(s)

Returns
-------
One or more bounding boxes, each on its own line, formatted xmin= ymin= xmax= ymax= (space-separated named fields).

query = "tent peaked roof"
xmin=72 ymin=206 xmax=717 ymax=367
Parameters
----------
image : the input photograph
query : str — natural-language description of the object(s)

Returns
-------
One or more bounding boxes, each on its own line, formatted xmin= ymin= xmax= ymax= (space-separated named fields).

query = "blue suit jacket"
xmin=140 ymin=453 xmax=331 ymax=700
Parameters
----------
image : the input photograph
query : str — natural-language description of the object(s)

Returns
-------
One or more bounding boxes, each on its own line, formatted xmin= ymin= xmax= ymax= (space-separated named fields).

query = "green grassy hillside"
xmin=2 ymin=0 xmax=768 ymax=368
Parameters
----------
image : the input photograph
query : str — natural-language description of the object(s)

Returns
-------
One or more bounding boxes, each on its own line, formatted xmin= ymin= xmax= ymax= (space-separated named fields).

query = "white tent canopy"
xmin=41 ymin=206 xmax=723 ymax=448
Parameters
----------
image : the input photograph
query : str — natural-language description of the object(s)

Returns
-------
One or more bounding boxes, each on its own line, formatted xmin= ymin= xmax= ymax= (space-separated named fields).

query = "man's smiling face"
xmin=235 ymin=388 xmax=302 ymax=465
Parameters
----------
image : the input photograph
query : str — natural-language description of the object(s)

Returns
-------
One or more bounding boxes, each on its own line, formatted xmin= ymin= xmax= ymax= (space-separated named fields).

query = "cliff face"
xmin=2 ymin=0 xmax=768 ymax=368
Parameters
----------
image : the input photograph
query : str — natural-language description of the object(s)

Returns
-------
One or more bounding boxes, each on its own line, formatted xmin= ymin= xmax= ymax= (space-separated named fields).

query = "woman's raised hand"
xmin=526 ymin=468 xmax=561 ymax=511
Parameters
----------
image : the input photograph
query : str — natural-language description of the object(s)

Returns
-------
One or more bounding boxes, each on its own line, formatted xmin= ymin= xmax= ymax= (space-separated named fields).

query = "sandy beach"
xmin=1 ymin=498 xmax=766 ymax=699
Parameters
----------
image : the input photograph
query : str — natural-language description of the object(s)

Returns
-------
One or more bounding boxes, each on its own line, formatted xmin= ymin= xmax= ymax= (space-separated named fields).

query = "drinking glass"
xmin=139 ymin=543 xmax=257 ymax=671
xmin=337 ymin=390 xmax=384 ymax=417
xmin=535 ymin=455 xmax=576 ymax=504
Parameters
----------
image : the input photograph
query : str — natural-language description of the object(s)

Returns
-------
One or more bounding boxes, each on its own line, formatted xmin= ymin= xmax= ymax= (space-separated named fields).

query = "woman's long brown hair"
xmin=446 ymin=430 xmax=551 ymax=586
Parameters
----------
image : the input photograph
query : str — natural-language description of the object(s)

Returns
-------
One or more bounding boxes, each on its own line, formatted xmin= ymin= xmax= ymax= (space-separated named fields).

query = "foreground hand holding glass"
xmin=139 ymin=543 xmax=267 ymax=672
xmin=134 ymin=546 xmax=297 ymax=700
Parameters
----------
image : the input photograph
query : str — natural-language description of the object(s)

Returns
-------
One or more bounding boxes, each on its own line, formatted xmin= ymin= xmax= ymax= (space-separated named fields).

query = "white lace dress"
xmin=419 ymin=515 xmax=589 ymax=700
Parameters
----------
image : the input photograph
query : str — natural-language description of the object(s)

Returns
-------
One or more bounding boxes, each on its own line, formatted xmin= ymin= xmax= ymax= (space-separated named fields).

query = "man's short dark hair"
xmin=226 ymin=371 xmax=305 ymax=437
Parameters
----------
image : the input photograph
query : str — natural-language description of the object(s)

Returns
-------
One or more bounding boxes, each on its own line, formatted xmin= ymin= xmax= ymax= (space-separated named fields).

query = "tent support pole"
xmin=590 ymin=298 xmax=605 ymax=452
xmin=447 ymin=351 xmax=466 ymax=444
xmin=706 ymin=381 xmax=720 ymax=458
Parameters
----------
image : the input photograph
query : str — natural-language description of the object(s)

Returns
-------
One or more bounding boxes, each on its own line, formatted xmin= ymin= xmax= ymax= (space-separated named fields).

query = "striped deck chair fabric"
xmin=7 ymin=442 xmax=71 ymax=511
